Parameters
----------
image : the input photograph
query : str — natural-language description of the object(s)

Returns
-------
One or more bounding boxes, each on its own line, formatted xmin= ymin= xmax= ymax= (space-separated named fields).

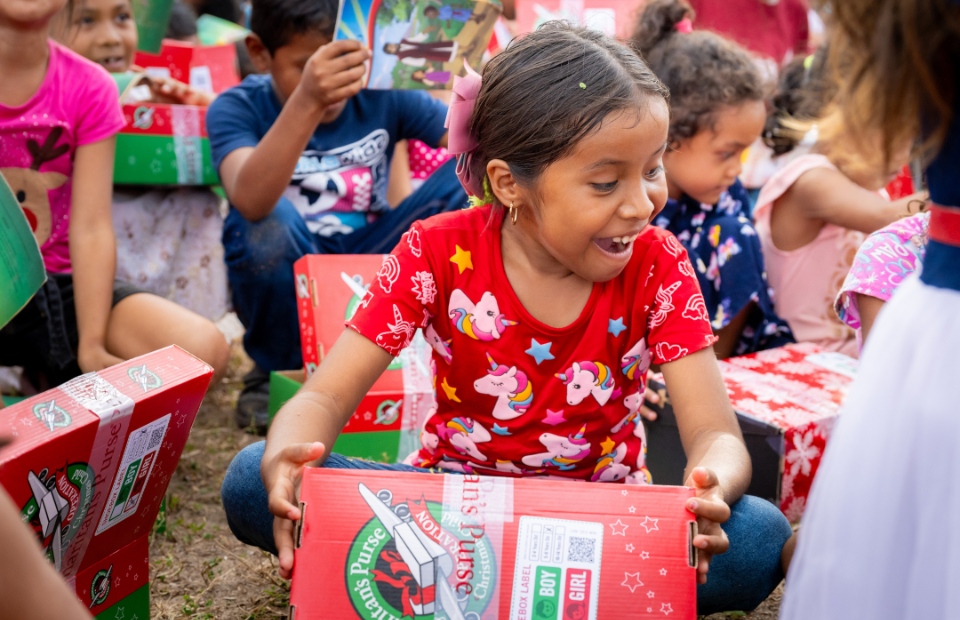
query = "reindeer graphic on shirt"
xmin=1 ymin=127 xmax=69 ymax=246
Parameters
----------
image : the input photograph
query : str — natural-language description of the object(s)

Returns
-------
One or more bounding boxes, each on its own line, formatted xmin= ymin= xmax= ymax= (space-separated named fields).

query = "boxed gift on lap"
xmin=111 ymin=73 xmax=220 ymax=186
xmin=0 ymin=346 xmax=212 ymax=587
xmin=290 ymin=468 xmax=698 ymax=619
xmin=134 ymin=39 xmax=241 ymax=95
xmin=293 ymin=255 xmax=436 ymax=462
xmin=643 ymin=342 xmax=855 ymax=522
xmin=75 ymin=535 xmax=150 ymax=620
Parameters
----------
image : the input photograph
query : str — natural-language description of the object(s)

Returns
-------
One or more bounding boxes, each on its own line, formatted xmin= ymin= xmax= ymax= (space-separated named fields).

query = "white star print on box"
xmin=609 ymin=519 xmax=629 ymax=536
xmin=115 ymin=607 xmax=125 ymax=620
xmin=628 ymin=505 xmax=636 ymax=513
xmin=659 ymin=568 xmax=667 ymax=576
xmin=660 ymin=602 xmax=673 ymax=615
xmin=647 ymin=590 xmax=655 ymax=599
xmin=625 ymin=543 xmax=635 ymax=553
xmin=621 ymin=489 xmax=628 ymax=496
xmin=640 ymin=516 xmax=659 ymax=533
xmin=621 ymin=572 xmax=644 ymax=593
xmin=640 ymin=551 xmax=650 ymax=560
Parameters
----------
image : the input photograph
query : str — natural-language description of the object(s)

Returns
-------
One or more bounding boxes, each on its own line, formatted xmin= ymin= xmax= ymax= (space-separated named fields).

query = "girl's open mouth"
xmin=594 ymin=233 xmax=639 ymax=257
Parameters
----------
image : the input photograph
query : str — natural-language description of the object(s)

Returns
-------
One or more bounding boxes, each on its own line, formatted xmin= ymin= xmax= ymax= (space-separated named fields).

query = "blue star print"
xmin=608 ymin=317 xmax=627 ymax=337
xmin=491 ymin=424 xmax=512 ymax=436
xmin=525 ymin=339 xmax=555 ymax=365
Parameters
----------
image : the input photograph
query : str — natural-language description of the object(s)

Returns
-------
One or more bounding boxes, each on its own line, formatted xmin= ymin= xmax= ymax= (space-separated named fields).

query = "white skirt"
xmin=781 ymin=275 xmax=960 ymax=619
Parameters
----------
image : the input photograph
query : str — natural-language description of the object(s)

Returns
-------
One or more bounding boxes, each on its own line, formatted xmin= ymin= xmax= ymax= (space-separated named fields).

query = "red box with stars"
xmin=0 ymin=346 xmax=212 ymax=583
xmin=74 ymin=534 xmax=150 ymax=619
xmin=290 ymin=468 xmax=697 ymax=620
xmin=293 ymin=255 xmax=436 ymax=461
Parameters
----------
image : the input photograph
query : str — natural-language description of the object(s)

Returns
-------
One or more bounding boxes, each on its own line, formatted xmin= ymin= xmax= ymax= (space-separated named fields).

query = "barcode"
xmin=147 ymin=427 xmax=165 ymax=450
xmin=567 ymin=536 xmax=596 ymax=563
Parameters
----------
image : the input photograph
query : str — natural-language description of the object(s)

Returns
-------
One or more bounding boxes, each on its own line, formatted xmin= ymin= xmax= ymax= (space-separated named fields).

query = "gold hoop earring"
xmin=508 ymin=202 xmax=518 ymax=225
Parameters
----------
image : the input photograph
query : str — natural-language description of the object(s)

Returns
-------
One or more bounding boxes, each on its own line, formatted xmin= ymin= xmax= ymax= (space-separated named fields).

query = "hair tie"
xmin=675 ymin=18 xmax=693 ymax=33
xmin=445 ymin=62 xmax=484 ymax=197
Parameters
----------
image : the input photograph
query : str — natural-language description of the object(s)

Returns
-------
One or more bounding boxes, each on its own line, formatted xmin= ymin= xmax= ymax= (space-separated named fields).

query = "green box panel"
xmin=114 ymin=134 xmax=219 ymax=186
xmin=95 ymin=584 xmax=149 ymax=620
xmin=332 ymin=431 xmax=401 ymax=464
xmin=268 ymin=371 xmax=303 ymax=424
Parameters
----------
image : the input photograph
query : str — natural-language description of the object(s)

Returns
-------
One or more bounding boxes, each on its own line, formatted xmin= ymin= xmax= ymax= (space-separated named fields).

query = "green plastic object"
xmin=0 ymin=173 xmax=45 ymax=330
xmin=131 ymin=0 xmax=174 ymax=53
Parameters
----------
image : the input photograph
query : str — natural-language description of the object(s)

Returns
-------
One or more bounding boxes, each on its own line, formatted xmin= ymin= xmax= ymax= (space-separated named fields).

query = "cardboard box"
xmin=75 ymin=535 xmax=150 ymax=619
xmin=0 ymin=346 xmax=212 ymax=580
xmin=111 ymin=73 xmax=219 ymax=186
xmin=134 ymin=39 xmax=241 ymax=95
xmin=294 ymin=255 xmax=436 ymax=463
xmin=291 ymin=468 xmax=698 ymax=619
xmin=642 ymin=343 xmax=855 ymax=522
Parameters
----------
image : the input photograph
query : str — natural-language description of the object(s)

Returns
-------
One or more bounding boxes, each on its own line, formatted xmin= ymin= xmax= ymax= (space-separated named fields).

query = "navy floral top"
xmin=653 ymin=179 xmax=795 ymax=355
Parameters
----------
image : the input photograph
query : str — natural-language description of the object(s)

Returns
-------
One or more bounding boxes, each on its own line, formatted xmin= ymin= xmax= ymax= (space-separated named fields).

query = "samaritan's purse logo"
xmin=33 ymin=399 xmax=71 ymax=431
xmin=20 ymin=463 xmax=95 ymax=571
xmin=89 ymin=565 xmax=113 ymax=608
xmin=128 ymin=364 xmax=162 ymax=392
xmin=346 ymin=484 xmax=497 ymax=620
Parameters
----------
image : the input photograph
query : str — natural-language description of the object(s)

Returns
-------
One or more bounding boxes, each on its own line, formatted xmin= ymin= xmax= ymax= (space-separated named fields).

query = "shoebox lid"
xmin=290 ymin=468 xmax=697 ymax=619
xmin=74 ymin=533 xmax=150 ymax=617
xmin=0 ymin=346 xmax=212 ymax=578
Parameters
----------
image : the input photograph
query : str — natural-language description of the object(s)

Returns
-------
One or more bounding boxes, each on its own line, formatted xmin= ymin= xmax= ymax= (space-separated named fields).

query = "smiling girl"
xmin=220 ymin=24 xmax=792 ymax=614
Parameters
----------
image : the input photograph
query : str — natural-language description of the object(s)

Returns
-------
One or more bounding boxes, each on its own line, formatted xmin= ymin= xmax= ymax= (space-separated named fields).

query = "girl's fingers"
xmin=687 ymin=497 xmax=731 ymax=524
xmin=694 ymin=532 xmax=729 ymax=555
xmin=689 ymin=466 xmax=719 ymax=489
xmin=280 ymin=442 xmax=326 ymax=466
xmin=639 ymin=405 xmax=658 ymax=421
xmin=267 ymin=477 xmax=300 ymax=520
xmin=274 ymin=516 xmax=296 ymax=579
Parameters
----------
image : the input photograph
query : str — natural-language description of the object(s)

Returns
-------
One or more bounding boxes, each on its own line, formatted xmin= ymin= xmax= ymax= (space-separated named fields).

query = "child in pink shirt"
xmin=0 ymin=0 xmax=228 ymax=389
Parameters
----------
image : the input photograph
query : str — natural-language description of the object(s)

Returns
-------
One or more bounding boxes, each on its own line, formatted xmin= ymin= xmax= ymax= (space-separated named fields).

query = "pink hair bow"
xmin=675 ymin=17 xmax=693 ymax=33
xmin=444 ymin=62 xmax=484 ymax=197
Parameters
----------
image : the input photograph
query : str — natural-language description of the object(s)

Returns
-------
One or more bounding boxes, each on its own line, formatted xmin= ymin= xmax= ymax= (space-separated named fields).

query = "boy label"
xmin=95 ymin=414 xmax=170 ymax=535
xmin=510 ymin=517 xmax=603 ymax=620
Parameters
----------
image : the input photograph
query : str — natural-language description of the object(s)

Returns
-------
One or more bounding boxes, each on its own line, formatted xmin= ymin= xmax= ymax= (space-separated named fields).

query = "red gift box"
xmin=644 ymin=343 xmax=855 ymax=522
xmin=74 ymin=535 xmax=150 ymax=619
xmin=290 ymin=468 xmax=698 ymax=620
xmin=293 ymin=255 xmax=435 ymax=461
xmin=0 ymin=346 xmax=212 ymax=580
xmin=134 ymin=39 xmax=239 ymax=94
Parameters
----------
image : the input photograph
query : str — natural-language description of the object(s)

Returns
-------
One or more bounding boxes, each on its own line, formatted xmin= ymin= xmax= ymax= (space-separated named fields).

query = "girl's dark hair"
xmin=469 ymin=22 xmax=668 ymax=205
xmin=763 ymin=48 xmax=836 ymax=155
xmin=630 ymin=0 xmax=764 ymax=144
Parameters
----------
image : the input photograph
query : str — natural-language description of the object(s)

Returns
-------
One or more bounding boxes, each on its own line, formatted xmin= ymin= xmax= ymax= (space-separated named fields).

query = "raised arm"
xmin=261 ymin=328 xmax=393 ymax=577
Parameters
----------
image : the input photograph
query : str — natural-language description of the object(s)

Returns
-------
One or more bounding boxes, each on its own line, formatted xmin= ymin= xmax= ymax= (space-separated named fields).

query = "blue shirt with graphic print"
xmin=653 ymin=179 xmax=795 ymax=356
xmin=208 ymin=74 xmax=448 ymax=237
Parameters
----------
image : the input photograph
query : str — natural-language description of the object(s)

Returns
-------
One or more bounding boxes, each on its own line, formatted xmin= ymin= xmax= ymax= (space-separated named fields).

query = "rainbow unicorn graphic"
xmin=611 ymin=390 xmax=647 ymax=442
xmin=424 ymin=323 xmax=453 ymax=364
xmin=437 ymin=416 xmax=493 ymax=461
xmin=620 ymin=337 xmax=652 ymax=382
xmin=448 ymin=289 xmax=518 ymax=341
xmin=556 ymin=361 xmax=618 ymax=406
xmin=590 ymin=442 xmax=631 ymax=482
xmin=473 ymin=352 xmax=534 ymax=420
xmin=521 ymin=425 xmax=592 ymax=471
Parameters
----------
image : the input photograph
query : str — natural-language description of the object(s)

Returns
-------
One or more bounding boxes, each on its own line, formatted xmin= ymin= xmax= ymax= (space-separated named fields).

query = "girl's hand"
xmin=262 ymin=442 xmax=326 ymax=579
xmin=685 ymin=467 xmax=731 ymax=584
xmin=77 ymin=343 xmax=123 ymax=373
xmin=147 ymin=75 xmax=215 ymax=106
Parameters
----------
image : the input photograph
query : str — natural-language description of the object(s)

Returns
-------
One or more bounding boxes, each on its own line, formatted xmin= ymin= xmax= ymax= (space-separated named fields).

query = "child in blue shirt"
xmin=207 ymin=0 xmax=466 ymax=428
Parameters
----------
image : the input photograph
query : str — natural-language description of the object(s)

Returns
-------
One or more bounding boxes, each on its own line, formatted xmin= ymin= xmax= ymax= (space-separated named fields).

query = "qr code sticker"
xmin=567 ymin=536 xmax=596 ymax=563
xmin=148 ymin=427 xmax=165 ymax=450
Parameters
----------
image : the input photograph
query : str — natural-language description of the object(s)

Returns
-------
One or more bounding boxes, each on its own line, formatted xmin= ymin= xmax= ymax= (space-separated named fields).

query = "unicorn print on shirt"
xmin=620 ymin=338 xmax=652 ymax=382
xmin=449 ymin=289 xmax=518 ymax=341
xmin=590 ymin=442 xmax=632 ymax=482
xmin=375 ymin=305 xmax=416 ymax=354
xmin=473 ymin=352 xmax=534 ymax=420
xmin=521 ymin=426 xmax=592 ymax=470
xmin=611 ymin=390 xmax=647 ymax=442
xmin=424 ymin=323 xmax=453 ymax=363
xmin=556 ymin=361 xmax=618 ymax=406
xmin=438 ymin=417 xmax=493 ymax=461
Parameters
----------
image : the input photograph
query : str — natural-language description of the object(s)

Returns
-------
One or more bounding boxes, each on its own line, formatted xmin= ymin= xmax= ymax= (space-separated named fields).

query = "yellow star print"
xmin=449 ymin=245 xmax=473 ymax=274
xmin=600 ymin=436 xmax=616 ymax=455
xmin=441 ymin=377 xmax=461 ymax=403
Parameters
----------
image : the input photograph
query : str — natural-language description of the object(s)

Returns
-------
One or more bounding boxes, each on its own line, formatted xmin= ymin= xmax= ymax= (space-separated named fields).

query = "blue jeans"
xmin=221 ymin=442 xmax=791 ymax=614
xmin=222 ymin=159 xmax=467 ymax=372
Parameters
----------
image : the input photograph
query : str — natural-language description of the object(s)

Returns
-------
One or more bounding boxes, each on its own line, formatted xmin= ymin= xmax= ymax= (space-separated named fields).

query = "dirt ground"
xmin=148 ymin=344 xmax=785 ymax=619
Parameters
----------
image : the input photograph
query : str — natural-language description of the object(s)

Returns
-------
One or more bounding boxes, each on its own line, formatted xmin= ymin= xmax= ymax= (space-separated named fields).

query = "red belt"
xmin=929 ymin=204 xmax=960 ymax=247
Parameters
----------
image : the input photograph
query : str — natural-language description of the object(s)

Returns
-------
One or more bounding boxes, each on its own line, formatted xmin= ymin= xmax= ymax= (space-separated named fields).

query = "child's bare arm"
xmin=69 ymin=137 xmax=123 ymax=373
xmin=855 ymin=293 xmax=886 ymax=345
xmin=787 ymin=167 xmax=926 ymax=233
xmin=218 ymin=40 xmax=371 ymax=222
xmin=262 ymin=328 xmax=393 ymax=578
xmin=662 ymin=346 xmax=749 ymax=584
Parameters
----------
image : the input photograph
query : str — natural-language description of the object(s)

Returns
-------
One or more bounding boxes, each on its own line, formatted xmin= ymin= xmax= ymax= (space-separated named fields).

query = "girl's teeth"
xmin=613 ymin=237 xmax=622 ymax=244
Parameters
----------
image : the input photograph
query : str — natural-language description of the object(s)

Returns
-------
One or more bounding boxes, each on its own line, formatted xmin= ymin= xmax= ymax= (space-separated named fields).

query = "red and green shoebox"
xmin=290 ymin=468 xmax=698 ymax=619
xmin=76 ymin=535 xmax=150 ymax=619
xmin=642 ymin=342 xmax=856 ymax=522
xmin=111 ymin=73 xmax=219 ymax=186
xmin=288 ymin=255 xmax=436 ymax=463
xmin=0 ymin=346 xmax=212 ymax=593
xmin=134 ymin=38 xmax=240 ymax=95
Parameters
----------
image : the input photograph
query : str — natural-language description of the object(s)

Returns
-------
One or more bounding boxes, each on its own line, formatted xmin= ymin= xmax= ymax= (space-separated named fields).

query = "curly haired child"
xmin=631 ymin=0 xmax=794 ymax=359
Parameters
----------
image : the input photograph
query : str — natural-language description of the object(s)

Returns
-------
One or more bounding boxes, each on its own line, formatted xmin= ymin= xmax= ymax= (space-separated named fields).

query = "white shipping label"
xmin=95 ymin=414 xmax=170 ymax=535
xmin=510 ymin=517 xmax=603 ymax=620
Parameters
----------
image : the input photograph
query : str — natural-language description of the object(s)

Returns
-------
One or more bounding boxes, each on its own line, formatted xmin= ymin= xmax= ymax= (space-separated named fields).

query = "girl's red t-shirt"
xmin=347 ymin=205 xmax=717 ymax=484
